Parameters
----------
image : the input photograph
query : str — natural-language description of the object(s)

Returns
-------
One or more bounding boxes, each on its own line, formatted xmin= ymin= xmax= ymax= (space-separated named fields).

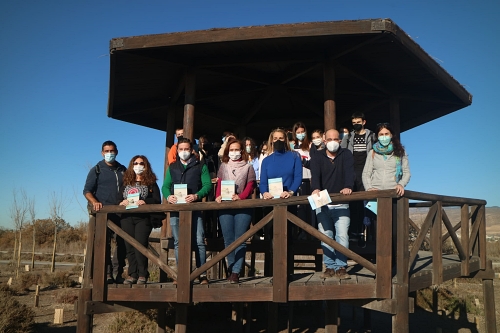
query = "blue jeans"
xmin=316 ymin=204 xmax=350 ymax=270
xmin=170 ymin=211 xmax=206 ymax=274
xmin=218 ymin=209 xmax=252 ymax=274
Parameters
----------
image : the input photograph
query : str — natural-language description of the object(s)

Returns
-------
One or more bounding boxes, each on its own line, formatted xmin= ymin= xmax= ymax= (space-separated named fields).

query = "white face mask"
xmin=326 ymin=141 xmax=340 ymax=153
xmin=228 ymin=152 xmax=242 ymax=161
xmin=133 ymin=165 xmax=145 ymax=174
xmin=312 ymin=138 xmax=322 ymax=146
xmin=178 ymin=151 xmax=191 ymax=161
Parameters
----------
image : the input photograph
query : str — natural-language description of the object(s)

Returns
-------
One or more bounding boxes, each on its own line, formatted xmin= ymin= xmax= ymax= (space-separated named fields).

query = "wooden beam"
xmin=183 ymin=68 xmax=196 ymax=141
xmin=273 ymin=206 xmax=288 ymax=303
xmin=479 ymin=205 xmax=486 ymax=269
xmin=82 ymin=216 xmax=95 ymax=288
xmin=280 ymin=62 xmax=321 ymax=84
xmin=92 ymin=213 xmax=107 ymax=302
xmin=441 ymin=209 xmax=466 ymax=261
xmin=461 ymin=204 xmax=470 ymax=276
xmin=469 ymin=205 xmax=483 ymax=256
xmin=408 ymin=204 xmax=437 ymax=268
xmin=408 ymin=217 xmax=430 ymax=246
xmin=200 ymin=67 xmax=271 ymax=86
xmin=323 ymin=58 xmax=336 ymax=131
xmin=376 ymin=197 xmax=393 ymax=298
xmin=336 ymin=63 xmax=392 ymax=95
xmin=325 ymin=300 xmax=339 ymax=333
xmin=76 ymin=289 xmax=92 ymax=333
xmin=432 ymin=201 xmax=443 ymax=285
xmin=392 ymin=283 xmax=409 ymax=333
xmin=177 ymin=211 xmax=192 ymax=304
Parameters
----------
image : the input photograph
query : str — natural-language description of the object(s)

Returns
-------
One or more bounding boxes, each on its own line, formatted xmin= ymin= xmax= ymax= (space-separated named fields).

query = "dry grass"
xmin=0 ymin=285 xmax=35 ymax=333
xmin=416 ymin=285 xmax=482 ymax=316
xmin=55 ymin=289 xmax=79 ymax=303
xmin=41 ymin=271 xmax=78 ymax=288
xmin=107 ymin=309 xmax=170 ymax=333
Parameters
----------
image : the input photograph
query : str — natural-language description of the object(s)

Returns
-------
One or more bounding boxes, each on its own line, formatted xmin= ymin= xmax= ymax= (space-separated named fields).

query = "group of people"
xmin=83 ymin=111 xmax=411 ymax=285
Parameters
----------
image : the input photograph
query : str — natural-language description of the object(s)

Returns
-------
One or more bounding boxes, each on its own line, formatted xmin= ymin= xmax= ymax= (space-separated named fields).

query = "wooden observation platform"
xmin=77 ymin=19 xmax=496 ymax=332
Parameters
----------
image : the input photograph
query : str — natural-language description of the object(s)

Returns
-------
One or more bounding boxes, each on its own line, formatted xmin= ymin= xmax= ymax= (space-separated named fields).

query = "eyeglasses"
xmin=133 ymin=162 xmax=145 ymax=165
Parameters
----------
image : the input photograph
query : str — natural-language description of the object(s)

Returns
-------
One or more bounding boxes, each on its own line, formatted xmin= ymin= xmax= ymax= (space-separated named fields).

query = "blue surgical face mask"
xmin=296 ymin=133 xmax=306 ymax=141
xmin=378 ymin=135 xmax=391 ymax=147
xmin=104 ymin=153 xmax=116 ymax=163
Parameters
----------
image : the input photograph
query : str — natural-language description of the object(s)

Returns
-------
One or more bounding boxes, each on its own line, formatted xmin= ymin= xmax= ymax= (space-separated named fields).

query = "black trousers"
xmin=121 ymin=216 xmax=153 ymax=279
xmin=349 ymin=169 xmax=366 ymax=236
xmin=106 ymin=214 xmax=127 ymax=278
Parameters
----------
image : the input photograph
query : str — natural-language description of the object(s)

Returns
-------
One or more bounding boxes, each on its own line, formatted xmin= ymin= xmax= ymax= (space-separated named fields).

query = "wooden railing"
xmin=85 ymin=189 xmax=488 ymax=304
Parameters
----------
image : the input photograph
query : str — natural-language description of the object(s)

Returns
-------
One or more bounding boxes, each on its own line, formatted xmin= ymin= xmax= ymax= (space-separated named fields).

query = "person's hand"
xmin=92 ymin=202 xmax=103 ymax=211
xmin=340 ymin=188 xmax=352 ymax=195
xmin=367 ymin=188 xmax=378 ymax=191
xmin=262 ymin=192 xmax=274 ymax=200
xmin=215 ymin=196 xmax=222 ymax=203
xmin=280 ymin=191 xmax=291 ymax=199
xmin=185 ymin=194 xmax=198 ymax=203
xmin=137 ymin=200 xmax=146 ymax=205
xmin=119 ymin=200 xmax=128 ymax=206
xmin=167 ymin=195 xmax=178 ymax=204
xmin=395 ymin=184 xmax=405 ymax=196
xmin=231 ymin=194 xmax=240 ymax=201
xmin=311 ymin=189 xmax=320 ymax=196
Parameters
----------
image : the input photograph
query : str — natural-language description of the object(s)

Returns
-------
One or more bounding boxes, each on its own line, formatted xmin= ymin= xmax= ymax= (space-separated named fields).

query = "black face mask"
xmin=352 ymin=124 xmax=363 ymax=132
xmin=273 ymin=140 xmax=286 ymax=152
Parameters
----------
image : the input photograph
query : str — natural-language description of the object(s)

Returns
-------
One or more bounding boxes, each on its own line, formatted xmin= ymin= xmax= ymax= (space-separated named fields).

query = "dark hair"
xmin=292 ymin=121 xmax=310 ymax=151
xmin=375 ymin=123 xmax=406 ymax=158
xmin=351 ymin=112 xmax=366 ymax=121
xmin=221 ymin=138 xmax=248 ymax=163
xmin=259 ymin=141 xmax=268 ymax=155
xmin=311 ymin=129 xmax=323 ymax=137
xmin=123 ymin=155 xmax=158 ymax=186
xmin=102 ymin=140 xmax=117 ymax=151
xmin=243 ymin=137 xmax=257 ymax=159
xmin=177 ymin=137 xmax=193 ymax=150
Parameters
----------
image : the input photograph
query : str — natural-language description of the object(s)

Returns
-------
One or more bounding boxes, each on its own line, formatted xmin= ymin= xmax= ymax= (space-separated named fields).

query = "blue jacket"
xmin=259 ymin=151 xmax=303 ymax=194
xmin=83 ymin=160 xmax=126 ymax=205
xmin=310 ymin=148 xmax=355 ymax=194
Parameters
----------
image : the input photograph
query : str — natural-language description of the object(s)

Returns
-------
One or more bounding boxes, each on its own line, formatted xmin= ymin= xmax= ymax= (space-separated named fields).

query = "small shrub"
xmin=16 ymin=272 xmax=41 ymax=292
xmin=107 ymin=309 xmax=164 ymax=333
xmin=55 ymin=289 xmax=79 ymax=304
xmin=0 ymin=287 xmax=35 ymax=332
xmin=42 ymin=271 xmax=77 ymax=288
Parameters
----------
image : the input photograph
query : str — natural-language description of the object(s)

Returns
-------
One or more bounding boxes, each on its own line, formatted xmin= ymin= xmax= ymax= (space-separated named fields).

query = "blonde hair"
xmin=267 ymin=128 xmax=291 ymax=153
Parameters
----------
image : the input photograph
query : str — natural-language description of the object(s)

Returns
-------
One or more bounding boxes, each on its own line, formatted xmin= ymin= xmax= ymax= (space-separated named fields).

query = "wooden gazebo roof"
xmin=107 ymin=18 xmax=471 ymax=141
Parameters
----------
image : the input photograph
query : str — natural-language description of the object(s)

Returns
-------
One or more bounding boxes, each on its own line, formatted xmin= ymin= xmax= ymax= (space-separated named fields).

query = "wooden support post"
xmin=54 ymin=308 xmax=64 ymax=324
xmin=389 ymin=98 xmax=400 ymax=139
xmin=34 ymin=285 xmax=40 ymax=307
xmin=460 ymin=204 xmax=470 ymax=276
xmin=376 ymin=197 xmax=393 ymax=298
xmin=25 ymin=264 xmax=30 ymax=271
xmin=175 ymin=303 xmax=188 ymax=333
xmin=156 ymin=305 xmax=167 ymax=333
xmin=92 ymin=213 xmax=107 ymax=302
xmin=432 ymin=202 xmax=443 ymax=285
xmin=245 ymin=303 xmax=252 ymax=333
xmin=83 ymin=216 xmax=96 ymax=288
xmin=177 ymin=211 xmax=192 ymax=304
xmin=483 ymin=260 xmax=497 ymax=333
xmin=183 ymin=68 xmax=196 ymax=141
xmin=392 ymin=283 xmax=409 ymax=333
xmin=323 ymin=58 xmax=336 ymax=131
xmin=325 ymin=300 xmax=339 ymax=333
xmin=267 ymin=302 xmax=279 ymax=333
xmin=7 ymin=277 xmax=12 ymax=286
xmin=479 ymin=205 xmax=486 ymax=269
xmin=76 ymin=288 xmax=92 ymax=333
xmin=273 ymin=205 xmax=288 ymax=303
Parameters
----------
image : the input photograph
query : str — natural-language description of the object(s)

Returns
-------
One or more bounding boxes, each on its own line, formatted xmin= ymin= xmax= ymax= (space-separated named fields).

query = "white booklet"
xmin=221 ymin=180 xmax=235 ymax=201
xmin=268 ymin=177 xmax=283 ymax=198
xmin=173 ymin=184 xmax=188 ymax=204
xmin=125 ymin=191 xmax=140 ymax=210
xmin=307 ymin=189 xmax=332 ymax=210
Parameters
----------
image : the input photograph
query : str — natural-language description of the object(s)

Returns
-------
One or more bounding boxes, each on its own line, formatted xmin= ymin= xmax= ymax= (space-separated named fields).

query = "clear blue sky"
xmin=1 ymin=0 xmax=499 ymax=228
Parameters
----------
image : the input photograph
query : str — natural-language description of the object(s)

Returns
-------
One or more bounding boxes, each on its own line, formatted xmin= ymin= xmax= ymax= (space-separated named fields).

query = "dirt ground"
xmin=1 ymin=262 xmax=499 ymax=333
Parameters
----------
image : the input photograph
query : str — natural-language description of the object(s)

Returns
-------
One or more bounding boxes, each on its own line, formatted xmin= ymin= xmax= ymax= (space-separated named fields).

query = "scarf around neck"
xmin=373 ymin=142 xmax=403 ymax=183
xmin=219 ymin=159 xmax=255 ymax=194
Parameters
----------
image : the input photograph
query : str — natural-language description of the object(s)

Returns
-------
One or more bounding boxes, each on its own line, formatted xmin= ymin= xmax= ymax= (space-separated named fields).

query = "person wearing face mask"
xmin=83 ymin=140 xmax=126 ymax=284
xmin=214 ymin=138 xmax=256 ymax=284
xmin=257 ymin=141 xmax=269 ymax=181
xmin=259 ymin=128 xmax=302 ymax=200
xmin=118 ymin=155 xmax=161 ymax=285
xmin=362 ymin=123 xmax=410 ymax=196
xmin=162 ymin=138 xmax=212 ymax=285
xmin=243 ymin=137 xmax=259 ymax=178
xmin=340 ymin=112 xmax=377 ymax=247
xmin=310 ymin=129 xmax=354 ymax=280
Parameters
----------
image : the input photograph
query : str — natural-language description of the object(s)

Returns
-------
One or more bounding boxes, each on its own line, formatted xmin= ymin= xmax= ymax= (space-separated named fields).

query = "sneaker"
xmin=123 ymin=276 xmax=138 ymax=285
xmin=199 ymin=276 xmax=209 ymax=285
xmin=137 ymin=277 xmax=147 ymax=285
xmin=335 ymin=267 xmax=351 ymax=280
xmin=106 ymin=275 xmax=115 ymax=284
xmin=320 ymin=268 xmax=336 ymax=279
xmin=228 ymin=273 xmax=239 ymax=284
xmin=115 ymin=276 xmax=125 ymax=284
xmin=172 ymin=280 xmax=177 ymax=285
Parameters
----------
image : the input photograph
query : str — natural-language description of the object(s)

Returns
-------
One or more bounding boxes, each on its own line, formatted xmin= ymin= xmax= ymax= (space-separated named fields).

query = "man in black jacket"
xmin=310 ymin=129 xmax=354 ymax=280
xmin=83 ymin=140 xmax=126 ymax=283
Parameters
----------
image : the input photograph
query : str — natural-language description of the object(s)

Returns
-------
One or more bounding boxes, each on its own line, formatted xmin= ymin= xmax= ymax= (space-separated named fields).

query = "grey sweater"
xmin=362 ymin=150 xmax=410 ymax=190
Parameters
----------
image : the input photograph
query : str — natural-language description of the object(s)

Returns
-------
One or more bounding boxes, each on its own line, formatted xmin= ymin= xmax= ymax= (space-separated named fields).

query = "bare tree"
xmin=10 ymin=188 xmax=28 ymax=277
xmin=48 ymin=191 xmax=70 ymax=272
xmin=28 ymin=196 xmax=36 ymax=269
